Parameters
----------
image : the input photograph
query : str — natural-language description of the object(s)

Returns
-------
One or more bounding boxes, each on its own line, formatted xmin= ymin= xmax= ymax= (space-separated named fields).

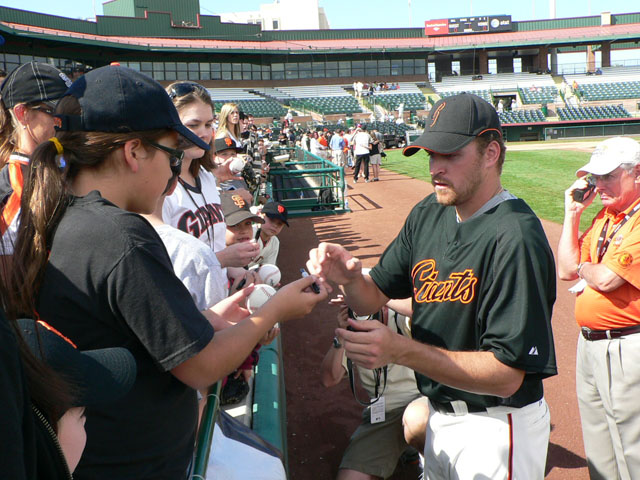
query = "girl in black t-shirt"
xmin=7 ymin=65 xmax=327 ymax=480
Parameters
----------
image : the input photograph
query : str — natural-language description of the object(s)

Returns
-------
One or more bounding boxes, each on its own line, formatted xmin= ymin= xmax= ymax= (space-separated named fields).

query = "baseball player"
xmin=308 ymin=93 xmax=557 ymax=480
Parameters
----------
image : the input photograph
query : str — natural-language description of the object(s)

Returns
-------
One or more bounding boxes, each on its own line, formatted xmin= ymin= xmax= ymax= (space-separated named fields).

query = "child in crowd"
xmin=6 ymin=65 xmax=326 ymax=479
xmin=212 ymin=136 xmax=253 ymax=204
xmin=220 ymin=191 xmax=279 ymax=404
xmin=249 ymin=201 xmax=289 ymax=269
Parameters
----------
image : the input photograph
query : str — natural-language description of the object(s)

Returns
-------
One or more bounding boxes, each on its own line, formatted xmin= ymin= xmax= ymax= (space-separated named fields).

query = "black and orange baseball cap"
xmin=262 ymin=201 xmax=289 ymax=227
xmin=214 ymin=137 xmax=243 ymax=154
xmin=403 ymin=93 xmax=502 ymax=156
xmin=18 ymin=319 xmax=136 ymax=408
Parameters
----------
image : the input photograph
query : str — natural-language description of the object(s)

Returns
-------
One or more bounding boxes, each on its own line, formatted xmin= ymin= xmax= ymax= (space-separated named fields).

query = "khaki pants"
xmin=577 ymin=333 xmax=640 ymax=480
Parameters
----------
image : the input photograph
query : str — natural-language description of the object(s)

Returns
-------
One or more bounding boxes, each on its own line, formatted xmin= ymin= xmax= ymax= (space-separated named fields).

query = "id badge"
xmin=370 ymin=396 xmax=385 ymax=424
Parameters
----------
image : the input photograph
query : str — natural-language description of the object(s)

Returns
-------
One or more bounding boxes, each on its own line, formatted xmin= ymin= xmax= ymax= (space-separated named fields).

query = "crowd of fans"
xmin=4 ymin=60 xmax=640 ymax=480
xmin=0 ymin=62 xmax=327 ymax=479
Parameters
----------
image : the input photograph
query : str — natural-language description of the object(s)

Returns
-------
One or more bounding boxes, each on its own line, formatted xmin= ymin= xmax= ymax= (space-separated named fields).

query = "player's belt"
xmin=581 ymin=324 xmax=640 ymax=341
xmin=429 ymin=399 xmax=486 ymax=415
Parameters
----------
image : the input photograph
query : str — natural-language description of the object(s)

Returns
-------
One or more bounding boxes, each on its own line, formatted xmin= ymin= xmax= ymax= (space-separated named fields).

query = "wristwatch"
xmin=332 ymin=336 xmax=342 ymax=349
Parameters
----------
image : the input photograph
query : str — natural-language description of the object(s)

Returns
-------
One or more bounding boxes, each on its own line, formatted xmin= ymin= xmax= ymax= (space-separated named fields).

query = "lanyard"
xmin=347 ymin=359 xmax=387 ymax=407
xmin=595 ymin=202 xmax=640 ymax=263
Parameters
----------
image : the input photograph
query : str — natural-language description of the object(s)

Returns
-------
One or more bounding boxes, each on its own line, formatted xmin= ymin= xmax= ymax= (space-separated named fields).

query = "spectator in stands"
xmin=301 ymin=130 xmax=310 ymax=151
xmin=211 ymin=137 xmax=253 ymax=205
xmin=0 ymin=62 xmax=72 ymax=264
xmin=163 ymin=82 xmax=259 ymax=273
xmin=6 ymin=65 xmax=328 ymax=479
xmin=255 ymin=138 xmax=267 ymax=163
xmin=215 ymin=102 xmax=243 ymax=148
xmin=310 ymin=131 xmax=325 ymax=158
xmin=352 ymin=126 xmax=372 ymax=183
xmin=239 ymin=111 xmax=251 ymax=150
xmin=0 ymin=68 xmax=6 ymax=83
xmin=249 ymin=200 xmax=289 ymax=269
xmin=284 ymin=109 xmax=293 ymax=125
xmin=288 ymin=128 xmax=296 ymax=146
xmin=369 ymin=128 xmax=383 ymax=182
xmin=344 ymin=127 xmax=356 ymax=167
xmin=330 ymin=130 xmax=346 ymax=167
xmin=321 ymin=290 xmax=423 ymax=480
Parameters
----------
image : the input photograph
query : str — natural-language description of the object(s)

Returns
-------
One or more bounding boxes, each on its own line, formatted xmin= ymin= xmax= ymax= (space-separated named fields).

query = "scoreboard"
xmin=425 ymin=15 xmax=512 ymax=36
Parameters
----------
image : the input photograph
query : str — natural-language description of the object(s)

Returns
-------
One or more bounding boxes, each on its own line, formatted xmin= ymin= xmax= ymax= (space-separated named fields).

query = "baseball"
xmin=258 ymin=264 xmax=281 ymax=287
xmin=247 ymin=284 xmax=277 ymax=313
xmin=229 ymin=156 xmax=246 ymax=174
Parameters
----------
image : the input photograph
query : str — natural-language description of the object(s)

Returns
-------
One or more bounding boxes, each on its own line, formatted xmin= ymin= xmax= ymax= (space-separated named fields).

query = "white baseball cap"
xmin=576 ymin=137 xmax=640 ymax=177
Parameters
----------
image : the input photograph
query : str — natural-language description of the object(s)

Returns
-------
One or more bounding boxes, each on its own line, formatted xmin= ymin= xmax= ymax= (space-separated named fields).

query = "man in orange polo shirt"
xmin=558 ymin=136 xmax=640 ymax=480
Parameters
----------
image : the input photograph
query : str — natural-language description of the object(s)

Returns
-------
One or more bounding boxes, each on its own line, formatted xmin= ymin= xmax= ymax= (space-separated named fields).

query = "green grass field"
xmin=383 ymin=148 xmax=601 ymax=232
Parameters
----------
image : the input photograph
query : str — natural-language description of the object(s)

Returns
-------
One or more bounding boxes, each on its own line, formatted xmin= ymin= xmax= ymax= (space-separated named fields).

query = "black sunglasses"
xmin=147 ymin=141 xmax=184 ymax=175
xmin=168 ymin=82 xmax=211 ymax=100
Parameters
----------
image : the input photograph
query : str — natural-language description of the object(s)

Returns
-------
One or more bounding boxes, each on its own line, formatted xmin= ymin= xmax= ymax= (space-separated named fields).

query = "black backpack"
xmin=312 ymin=188 xmax=336 ymax=211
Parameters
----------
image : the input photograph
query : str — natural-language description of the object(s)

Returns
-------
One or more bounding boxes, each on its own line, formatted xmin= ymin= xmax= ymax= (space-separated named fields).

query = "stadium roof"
xmin=1 ymin=6 xmax=639 ymax=55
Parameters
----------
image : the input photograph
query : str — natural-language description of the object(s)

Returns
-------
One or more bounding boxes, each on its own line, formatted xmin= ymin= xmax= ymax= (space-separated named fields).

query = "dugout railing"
xmin=191 ymin=335 xmax=288 ymax=478
xmin=267 ymin=147 xmax=349 ymax=216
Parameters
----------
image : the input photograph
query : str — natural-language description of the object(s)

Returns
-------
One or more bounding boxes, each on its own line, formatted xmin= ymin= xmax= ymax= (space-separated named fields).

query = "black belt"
xmin=581 ymin=324 xmax=640 ymax=341
xmin=429 ymin=399 xmax=487 ymax=415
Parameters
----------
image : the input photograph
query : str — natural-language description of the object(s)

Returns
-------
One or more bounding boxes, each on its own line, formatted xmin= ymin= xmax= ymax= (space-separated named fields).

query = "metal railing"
xmin=191 ymin=382 xmax=222 ymax=479
xmin=268 ymin=146 xmax=348 ymax=216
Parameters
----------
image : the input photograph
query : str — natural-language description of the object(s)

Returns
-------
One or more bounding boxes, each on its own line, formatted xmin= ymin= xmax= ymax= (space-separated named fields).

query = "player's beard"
xmin=432 ymin=157 xmax=484 ymax=207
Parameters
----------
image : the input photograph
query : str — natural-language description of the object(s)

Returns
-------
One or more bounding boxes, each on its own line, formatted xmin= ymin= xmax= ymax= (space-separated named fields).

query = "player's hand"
xmin=219 ymin=241 xmax=261 ymax=268
xmin=565 ymin=176 xmax=595 ymax=213
xmin=211 ymin=286 xmax=254 ymax=325
xmin=336 ymin=319 xmax=397 ymax=370
xmin=260 ymin=275 xmax=328 ymax=322
xmin=307 ymin=242 xmax=362 ymax=286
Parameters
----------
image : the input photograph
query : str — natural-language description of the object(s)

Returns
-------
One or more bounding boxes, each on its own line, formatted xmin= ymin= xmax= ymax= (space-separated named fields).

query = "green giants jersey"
xmin=370 ymin=194 xmax=557 ymax=408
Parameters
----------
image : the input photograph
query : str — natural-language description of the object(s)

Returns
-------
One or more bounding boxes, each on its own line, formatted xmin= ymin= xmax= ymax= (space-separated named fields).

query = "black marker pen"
xmin=300 ymin=268 xmax=320 ymax=294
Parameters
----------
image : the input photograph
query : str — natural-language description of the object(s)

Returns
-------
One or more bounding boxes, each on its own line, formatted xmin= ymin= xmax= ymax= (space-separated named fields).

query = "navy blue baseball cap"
xmin=54 ymin=65 xmax=209 ymax=150
xmin=403 ymin=93 xmax=502 ymax=156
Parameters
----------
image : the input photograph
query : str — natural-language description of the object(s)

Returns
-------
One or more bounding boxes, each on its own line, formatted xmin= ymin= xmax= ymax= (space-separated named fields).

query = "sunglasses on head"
xmin=168 ymin=82 xmax=210 ymax=100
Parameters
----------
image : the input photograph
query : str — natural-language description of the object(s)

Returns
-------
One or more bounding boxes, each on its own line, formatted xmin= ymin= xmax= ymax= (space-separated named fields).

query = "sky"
xmin=0 ymin=0 xmax=638 ymax=28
